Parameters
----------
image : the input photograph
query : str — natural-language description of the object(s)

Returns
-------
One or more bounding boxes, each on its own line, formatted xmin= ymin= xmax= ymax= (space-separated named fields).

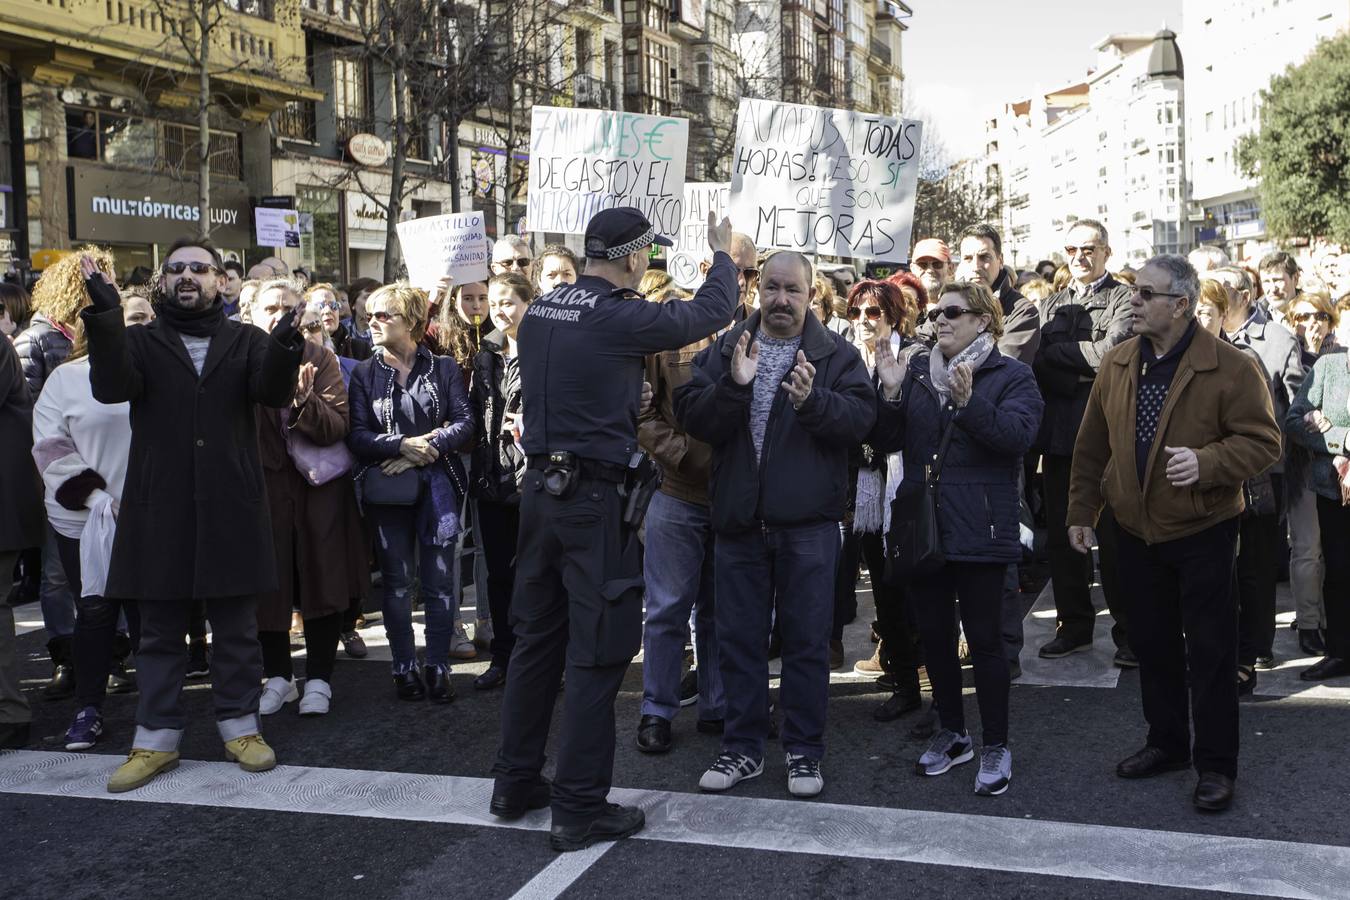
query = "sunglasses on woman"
xmin=162 ymin=261 xmax=218 ymax=275
xmin=1293 ymin=311 xmax=1332 ymax=323
xmin=369 ymin=311 xmax=403 ymax=323
xmin=846 ymin=305 xmax=883 ymax=321
xmin=925 ymin=305 xmax=979 ymax=323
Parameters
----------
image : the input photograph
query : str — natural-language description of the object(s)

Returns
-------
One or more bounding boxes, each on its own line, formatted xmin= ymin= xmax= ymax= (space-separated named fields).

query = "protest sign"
xmin=667 ymin=182 xmax=730 ymax=289
xmin=727 ymin=98 xmax=923 ymax=261
xmin=254 ymin=207 xmax=300 ymax=248
xmin=396 ymin=212 xmax=489 ymax=291
xmin=527 ymin=106 xmax=689 ymax=236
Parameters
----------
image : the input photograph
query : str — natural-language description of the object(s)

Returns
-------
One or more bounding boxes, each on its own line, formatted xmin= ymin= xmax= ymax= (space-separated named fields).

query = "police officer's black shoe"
xmin=635 ymin=715 xmax=672 ymax=753
xmin=394 ymin=669 xmax=425 ymax=701
xmin=426 ymin=665 xmax=455 ymax=704
xmin=474 ymin=665 xmax=507 ymax=691
xmin=490 ymin=778 xmax=552 ymax=820
xmin=548 ymin=803 xmax=645 ymax=853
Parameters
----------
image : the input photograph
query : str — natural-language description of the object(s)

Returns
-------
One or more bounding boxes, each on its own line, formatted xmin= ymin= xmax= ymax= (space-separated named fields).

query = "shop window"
xmin=66 ymin=109 xmax=99 ymax=159
xmin=163 ymin=125 xmax=242 ymax=178
xmin=99 ymin=115 xmax=158 ymax=169
xmin=298 ymin=185 xmax=342 ymax=283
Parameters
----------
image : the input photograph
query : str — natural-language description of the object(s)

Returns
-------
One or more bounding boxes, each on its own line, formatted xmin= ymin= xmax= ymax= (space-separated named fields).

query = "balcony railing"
xmin=336 ymin=113 xmax=375 ymax=144
xmin=574 ymin=73 xmax=617 ymax=109
xmin=870 ymin=37 xmax=892 ymax=67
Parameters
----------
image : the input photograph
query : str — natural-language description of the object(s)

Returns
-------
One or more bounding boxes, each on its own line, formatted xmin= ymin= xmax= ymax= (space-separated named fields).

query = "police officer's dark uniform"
xmin=490 ymin=207 xmax=739 ymax=851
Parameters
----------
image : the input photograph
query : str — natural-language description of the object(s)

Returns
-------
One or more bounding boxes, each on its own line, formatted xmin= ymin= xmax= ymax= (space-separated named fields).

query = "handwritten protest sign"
xmin=254 ymin=207 xmax=300 ymax=248
xmin=396 ymin=212 xmax=489 ymax=292
xmin=527 ymin=106 xmax=688 ymax=236
xmin=727 ymin=98 xmax=923 ymax=261
xmin=667 ymin=182 xmax=730 ymax=290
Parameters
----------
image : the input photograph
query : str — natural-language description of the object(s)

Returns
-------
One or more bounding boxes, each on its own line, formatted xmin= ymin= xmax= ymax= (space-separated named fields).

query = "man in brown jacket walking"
xmin=1068 ymin=254 xmax=1281 ymax=813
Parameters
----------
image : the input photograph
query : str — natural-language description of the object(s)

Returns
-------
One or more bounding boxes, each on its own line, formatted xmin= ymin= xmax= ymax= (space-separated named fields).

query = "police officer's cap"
xmin=583 ymin=207 xmax=673 ymax=261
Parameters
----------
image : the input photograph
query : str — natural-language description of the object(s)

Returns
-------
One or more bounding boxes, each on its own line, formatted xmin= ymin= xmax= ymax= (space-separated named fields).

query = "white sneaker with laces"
xmin=786 ymin=753 xmax=824 ymax=797
xmin=259 ymin=676 xmax=298 ymax=715
xmin=298 ymin=678 xmax=331 ymax=716
xmin=699 ymin=751 xmax=763 ymax=792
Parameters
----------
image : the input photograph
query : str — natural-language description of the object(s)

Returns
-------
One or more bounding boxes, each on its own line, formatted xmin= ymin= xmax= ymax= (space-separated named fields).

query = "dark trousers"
xmin=136 ymin=595 xmax=262 ymax=737
xmin=831 ymin=523 xmax=856 ymax=641
xmin=259 ymin=612 xmax=342 ymax=682
xmin=911 ymin=562 xmax=1009 ymax=746
xmin=1116 ymin=518 xmax=1240 ymax=778
xmin=476 ymin=498 xmax=521 ymax=669
xmin=856 ymin=531 xmax=921 ymax=678
xmin=716 ymin=521 xmax=838 ymax=761
xmin=54 ymin=534 xmax=141 ymax=711
xmin=1236 ymin=499 xmax=1281 ymax=667
xmin=1043 ymin=453 xmax=1127 ymax=647
xmin=1001 ymin=564 xmax=1023 ymax=664
xmin=492 ymin=472 xmax=642 ymax=827
xmin=1315 ymin=495 xmax=1350 ymax=659
xmin=0 ymin=550 xmax=30 ymax=728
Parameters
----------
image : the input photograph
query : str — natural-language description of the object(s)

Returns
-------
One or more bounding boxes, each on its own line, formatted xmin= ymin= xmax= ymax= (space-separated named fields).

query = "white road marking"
xmin=508 ymin=842 xmax=614 ymax=900
xmin=2 ymin=750 xmax=1347 ymax=899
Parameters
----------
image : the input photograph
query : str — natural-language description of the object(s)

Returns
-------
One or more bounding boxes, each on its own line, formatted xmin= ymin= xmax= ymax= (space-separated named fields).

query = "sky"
xmin=903 ymin=0 xmax=1183 ymax=159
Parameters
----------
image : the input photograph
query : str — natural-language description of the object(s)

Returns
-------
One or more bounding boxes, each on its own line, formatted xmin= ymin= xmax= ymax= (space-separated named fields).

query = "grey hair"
xmin=1066 ymin=217 xmax=1109 ymax=247
xmin=1212 ymin=265 xmax=1253 ymax=294
xmin=253 ymin=277 xmax=303 ymax=306
xmin=760 ymin=249 xmax=814 ymax=286
xmin=493 ymin=235 xmax=530 ymax=255
xmin=1145 ymin=254 xmax=1200 ymax=319
xmin=1187 ymin=245 xmax=1231 ymax=271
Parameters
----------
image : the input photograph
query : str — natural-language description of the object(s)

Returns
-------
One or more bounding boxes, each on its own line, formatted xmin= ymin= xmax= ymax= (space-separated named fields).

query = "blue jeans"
xmin=640 ymin=492 xmax=723 ymax=722
xmin=716 ymin=520 xmax=838 ymax=761
xmin=40 ymin=526 xmax=74 ymax=639
xmin=368 ymin=504 xmax=457 ymax=672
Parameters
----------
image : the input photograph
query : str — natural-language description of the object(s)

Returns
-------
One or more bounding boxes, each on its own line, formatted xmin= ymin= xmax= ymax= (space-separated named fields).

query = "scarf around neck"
xmin=929 ymin=332 xmax=996 ymax=403
xmin=156 ymin=297 xmax=225 ymax=337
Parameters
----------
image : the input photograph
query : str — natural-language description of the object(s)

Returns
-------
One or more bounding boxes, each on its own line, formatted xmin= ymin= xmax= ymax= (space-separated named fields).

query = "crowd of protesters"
xmin=0 ymin=212 xmax=1346 ymax=837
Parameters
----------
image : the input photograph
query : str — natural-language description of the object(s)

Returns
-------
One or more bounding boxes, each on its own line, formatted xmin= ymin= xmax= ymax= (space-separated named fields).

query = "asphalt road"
xmin=2 ymin=578 xmax=1348 ymax=900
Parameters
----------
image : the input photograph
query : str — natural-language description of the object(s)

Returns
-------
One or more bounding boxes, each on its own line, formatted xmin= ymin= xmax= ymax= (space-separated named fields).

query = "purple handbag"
xmin=284 ymin=425 xmax=355 ymax=487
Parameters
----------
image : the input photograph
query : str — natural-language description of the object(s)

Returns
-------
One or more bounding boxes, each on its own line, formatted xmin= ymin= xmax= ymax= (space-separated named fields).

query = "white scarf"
xmin=929 ymin=332 xmax=996 ymax=404
xmin=853 ymin=347 xmax=906 ymax=535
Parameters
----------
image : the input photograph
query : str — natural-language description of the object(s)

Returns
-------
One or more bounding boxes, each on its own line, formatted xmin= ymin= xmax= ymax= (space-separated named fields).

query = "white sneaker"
xmin=699 ymin=751 xmax=763 ymax=792
xmin=473 ymin=617 xmax=494 ymax=651
xmin=298 ymin=679 xmax=331 ymax=716
xmin=259 ymin=676 xmax=298 ymax=715
xmin=786 ymin=753 xmax=824 ymax=798
xmin=450 ymin=623 xmax=478 ymax=660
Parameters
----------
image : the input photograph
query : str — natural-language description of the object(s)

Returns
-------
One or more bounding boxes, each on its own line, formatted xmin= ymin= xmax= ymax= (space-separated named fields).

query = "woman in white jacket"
xmin=32 ymin=294 xmax=150 ymax=751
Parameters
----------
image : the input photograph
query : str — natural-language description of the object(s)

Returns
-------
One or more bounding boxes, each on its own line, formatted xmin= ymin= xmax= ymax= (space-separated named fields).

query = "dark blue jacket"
xmin=517 ymin=252 xmax=738 ymax=467
xmin=347 ymin=345 xmax=473 ymax=496
xmin=872 ymin=346 xmax=1043 ymax=564
xmin=674 ymin=310 xmax=877 ymax=534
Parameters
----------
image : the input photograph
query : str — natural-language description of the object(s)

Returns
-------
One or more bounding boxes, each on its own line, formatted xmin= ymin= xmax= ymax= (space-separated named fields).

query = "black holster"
xmin=621 ymin=452 xmax=663 ymax=530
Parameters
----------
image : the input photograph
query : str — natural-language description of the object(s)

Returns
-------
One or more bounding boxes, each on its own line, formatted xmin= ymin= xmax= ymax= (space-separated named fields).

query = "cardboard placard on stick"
xmin=396 ymin=212 xmax=490 ymax=292
xmin=526 ymin=106 xmax=689 ymax=236
xmin=668 ymin=182 xmax=730 ymax=290
xmin=728 ymin=98 xmax=923 ymax=261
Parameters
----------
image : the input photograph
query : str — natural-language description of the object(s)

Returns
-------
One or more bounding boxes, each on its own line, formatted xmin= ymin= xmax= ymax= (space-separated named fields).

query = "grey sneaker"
xmin=916 ymin=729 xmax=974 ymax=776
xmin=974 ymin=744 xmax=1012 ymax=796
xmin=699 ymin=751 xmax=763 ymax=792
xmin=785 ymin=753 xmax=823 ymax=798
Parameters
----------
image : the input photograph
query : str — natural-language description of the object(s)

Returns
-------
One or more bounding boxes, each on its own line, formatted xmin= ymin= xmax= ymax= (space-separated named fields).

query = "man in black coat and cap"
xmin=79 ymin=238 xmax=303 ymax=793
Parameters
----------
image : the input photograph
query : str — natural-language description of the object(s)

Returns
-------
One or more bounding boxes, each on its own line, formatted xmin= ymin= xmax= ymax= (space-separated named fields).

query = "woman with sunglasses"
xmin=348 ymin=283 xmax=473 ymax=703
xmin=306 ymin=282 xmax=370 ymax=364
xmin=871 ymin=280 xmax=1043 ymax=796
xmin=836 ymin=278 xmax=926 ymax=720
xmin=1288 ymin=293 xmax=1339 ymax=362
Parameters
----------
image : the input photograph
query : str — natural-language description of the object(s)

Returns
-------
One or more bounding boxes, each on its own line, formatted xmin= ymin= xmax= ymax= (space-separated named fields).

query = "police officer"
xmin=490 ymin=207 xmax=738 ymax=852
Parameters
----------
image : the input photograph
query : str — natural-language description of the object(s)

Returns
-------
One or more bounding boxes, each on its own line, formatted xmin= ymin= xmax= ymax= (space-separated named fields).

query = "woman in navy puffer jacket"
xmin=872 ymin=280 xmax=1043 ymax=797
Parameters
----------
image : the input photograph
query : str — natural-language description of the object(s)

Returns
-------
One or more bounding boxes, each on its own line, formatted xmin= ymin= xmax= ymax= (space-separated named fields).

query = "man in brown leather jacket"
xmin=633 ymin=232 xmax=757 ymax=754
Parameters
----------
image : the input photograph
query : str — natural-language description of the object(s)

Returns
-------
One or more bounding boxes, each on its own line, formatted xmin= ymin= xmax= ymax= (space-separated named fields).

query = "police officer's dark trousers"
xmin=492 ymin=469 xmax=644 ymax=826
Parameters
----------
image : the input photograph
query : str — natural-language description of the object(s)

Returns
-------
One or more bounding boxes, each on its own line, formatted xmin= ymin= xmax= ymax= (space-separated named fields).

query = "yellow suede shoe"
xmin=107 ymin=749 xmax=180 ymax=793
xmin=224 ymin=733 xmax=276 ymax=772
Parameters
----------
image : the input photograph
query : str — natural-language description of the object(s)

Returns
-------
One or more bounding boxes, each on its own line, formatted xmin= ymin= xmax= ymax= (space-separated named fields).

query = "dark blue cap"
xmin=583 ymin=207 xmax=674 ymax=260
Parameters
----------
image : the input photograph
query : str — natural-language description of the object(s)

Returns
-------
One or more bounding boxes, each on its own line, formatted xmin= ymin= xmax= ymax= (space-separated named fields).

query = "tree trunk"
xmin=197 ymin=1 xmax=212 ymax=241
xmin=383 ymin=30 xmax=408 ymax=283
xmin=447 ymin=112 xmax=461 ymax=214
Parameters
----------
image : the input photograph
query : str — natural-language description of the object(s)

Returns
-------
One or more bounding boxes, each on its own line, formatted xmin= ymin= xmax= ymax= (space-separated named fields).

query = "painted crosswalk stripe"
xmin=2 ymin=750 xmax=1347 ymax=899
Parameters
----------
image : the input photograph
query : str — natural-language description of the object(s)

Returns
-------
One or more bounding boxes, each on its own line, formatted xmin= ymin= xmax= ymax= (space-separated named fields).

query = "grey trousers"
xmin=133 ymin=595 xmax=262 ymax=752
xmin=0 ymin=551 xmax=31 ymax=726
xmin=1287 ymin=479 xmax=1327 ymax=630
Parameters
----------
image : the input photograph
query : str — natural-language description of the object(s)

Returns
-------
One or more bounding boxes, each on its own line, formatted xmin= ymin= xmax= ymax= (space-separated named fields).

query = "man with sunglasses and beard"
xmin=78 ymin=238 xmax=305 ymax=793
xmin=1032 ymin=219 xmax=1136 ymax=666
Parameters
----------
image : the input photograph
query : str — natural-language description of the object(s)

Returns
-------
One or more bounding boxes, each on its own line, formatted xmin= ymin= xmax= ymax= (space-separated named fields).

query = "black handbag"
xmin=361 ymin=466 xmax=422 ymax=505
xmin=883 ymin=416 xmax=957 ymax=584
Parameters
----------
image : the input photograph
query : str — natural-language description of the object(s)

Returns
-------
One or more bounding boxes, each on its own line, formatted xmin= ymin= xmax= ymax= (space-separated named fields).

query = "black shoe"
xmin=873 ymin=689 xmax=922 ymax=722
xmin=1193 ymin=772 xmax=1234 ymax=812
xmin=394 ymin=669 xmax=426 ymax=701
xmin=107 ymin=659 xmax=137 ymax=694
xmin=43 ymin=636 xmax=75 ymax=701
xmin=340 ymin=630 xmax=368 ymax=659
xmin=1300 ymin=656 xmax=1350 ymax=681
xmin=678 ymin=670 xmax=699 ymax=707
xmin=1038 ymin=634 xmax=1091 ymax=659
xmin=1255 ymin=654 xmax=1276 ymax=671
xmin=1116 ymin=746 xmax=1190 ymax=779
xmin=695 ymin=717 xmax=724 ymax=735
xmin=635 ymin=714 xmax=672 ymax=753
xmin=908 ymin=703 xmax=938 ymax=740
xmin=1298 ymin=628 xmax=1327 ymax=656
xmin=425 ymin=665 xmax=456 ymax=703
xmin=877 ymin=671 xmax=896 ymax=691
xmin=1113 ymin=647 xmax=1140 ymax=669
xmin=1237 ymin=665 xmax=1257 ymax=696
xmin=549 ymin=803 xmax=645 ymax=853
xmin=0 ymin=721 xmax=30 ymax=749
xmin=185 ymin=640 xmax=210 ymax=679
xmin=490 ymin=778 xmax=551 ymax=820
xmin=474 ymin=665 xmax=507 ymax=691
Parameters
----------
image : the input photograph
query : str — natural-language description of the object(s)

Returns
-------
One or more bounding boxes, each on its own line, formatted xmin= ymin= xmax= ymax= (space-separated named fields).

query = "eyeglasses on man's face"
xmin=163 ymin=261 xmax=218 ymax=275
xmin=1130 ymin=285 xmax=1188 ymax=303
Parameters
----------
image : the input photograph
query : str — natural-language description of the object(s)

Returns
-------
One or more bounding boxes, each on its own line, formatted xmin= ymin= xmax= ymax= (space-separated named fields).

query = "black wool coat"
xmin=0 ymin=335 xmax=44 ymax=553
xmin=81 ymin=306 xmax=303 ymax=600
